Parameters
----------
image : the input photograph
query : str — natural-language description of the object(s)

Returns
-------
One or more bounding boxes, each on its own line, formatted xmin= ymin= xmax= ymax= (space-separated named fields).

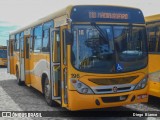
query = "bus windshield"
xmin=71 ymin=24 xmax=147 ymax=73
xmin=0 ymin=50 xmax=7 ymax=58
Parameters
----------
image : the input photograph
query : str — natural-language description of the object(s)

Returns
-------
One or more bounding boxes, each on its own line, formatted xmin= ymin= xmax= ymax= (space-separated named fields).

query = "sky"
xmin=0 ymin=0 xmax=159 ymax=46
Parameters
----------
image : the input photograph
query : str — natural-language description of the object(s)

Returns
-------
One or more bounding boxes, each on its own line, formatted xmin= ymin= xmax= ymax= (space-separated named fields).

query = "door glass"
xmin=20 ymin=38 xmax=24 ymax=58
xmin=53 ymin=31 xmax=60 ymax=62
xmin=10 ymin=41 xmax=13 ymax=56
xmin=63 ymin=30 xmax=67 ymax=65
xmin=26 ymin=38 xmax=30 ymax=59
xmin=157 ymin=26 xmax=160 ymax=52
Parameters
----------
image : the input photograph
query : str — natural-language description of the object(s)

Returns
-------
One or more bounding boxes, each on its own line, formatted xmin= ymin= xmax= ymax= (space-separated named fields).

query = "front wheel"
xmin=44 ymin=77 xmax=59 ymax=107
xmin=16 ymin=68 xmax=24 ymax=86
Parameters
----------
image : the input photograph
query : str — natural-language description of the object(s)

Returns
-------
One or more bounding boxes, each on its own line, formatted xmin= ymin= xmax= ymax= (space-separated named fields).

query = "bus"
xmin=0 ymin=46 xmax=7 ymax=67
xmin=8 ymin=5 xmax=148 ymax=111
xmin=145 ymin=14 xmax=160 ymax=98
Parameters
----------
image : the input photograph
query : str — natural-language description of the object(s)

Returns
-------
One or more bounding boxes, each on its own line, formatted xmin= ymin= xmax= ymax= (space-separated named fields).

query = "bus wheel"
xmin=44 ymin=77 xmax=59 ymax=107
xmin=16 ymin=68 xmax=24 ymax=86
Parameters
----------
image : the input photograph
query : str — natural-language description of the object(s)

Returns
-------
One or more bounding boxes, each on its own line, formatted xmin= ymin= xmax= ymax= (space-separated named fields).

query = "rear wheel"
xmin=44 ymin=77 xmax=59 ymax=107
xmin=16 ymin=68 xmax=24 ymax=86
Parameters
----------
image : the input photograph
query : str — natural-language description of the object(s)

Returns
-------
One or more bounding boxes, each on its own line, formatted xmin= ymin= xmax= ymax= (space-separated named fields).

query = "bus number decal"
xmin=71 ymin=74 xmax=80 ymax=78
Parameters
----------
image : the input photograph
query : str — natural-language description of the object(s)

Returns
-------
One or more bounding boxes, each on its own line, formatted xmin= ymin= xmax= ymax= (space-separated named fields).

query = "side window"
xmin=157 ymin=26 xmax=160 ymax=52
xmin=33 ymin=25 xmax=42 ymax=52
xmin=148 ymin=26 xmax=156 ymax=52
xmin=20 ymin=32 xmax=24 ymax=51
xmin=42 ymin=30 xmax=49 ymax=52
xmin=14 ymin=35 xmax=17 ymax=51
xmin=30 ymin=29 xmax=33 ymax=52
xmin=15 ymin=34 xmax=20 ymax=51
xmin=42 ymin=21 xmax=53 ymax=52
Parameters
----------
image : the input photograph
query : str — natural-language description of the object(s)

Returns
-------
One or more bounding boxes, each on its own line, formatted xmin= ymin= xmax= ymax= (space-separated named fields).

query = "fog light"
xmin=137 ymin=95 xmax=141 ymax=100
xmin=137 ymin=94 xmax=147 ymax=100
xmin=120 ymin=96 xmax=127 ymax=101
xmin=142 ymin=94 xmax=147 ymax=99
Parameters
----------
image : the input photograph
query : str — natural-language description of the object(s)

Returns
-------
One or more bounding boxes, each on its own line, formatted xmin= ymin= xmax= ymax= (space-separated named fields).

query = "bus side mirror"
xmin=64 ymin=29 xmax=73 ymax=45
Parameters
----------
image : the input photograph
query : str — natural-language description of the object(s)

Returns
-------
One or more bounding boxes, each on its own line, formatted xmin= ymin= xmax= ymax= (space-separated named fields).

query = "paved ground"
xmin=0 ymin=68 xmax=160 ymax=120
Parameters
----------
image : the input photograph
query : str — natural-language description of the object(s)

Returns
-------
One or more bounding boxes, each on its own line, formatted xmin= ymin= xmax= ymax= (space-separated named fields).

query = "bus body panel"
xmin=0 ymin=46 xmax=7 ymax=66
xmin=146 ymin=14 xmax=160 ymax=98
xmin=29 ymin=53 xmax=50 ymax=92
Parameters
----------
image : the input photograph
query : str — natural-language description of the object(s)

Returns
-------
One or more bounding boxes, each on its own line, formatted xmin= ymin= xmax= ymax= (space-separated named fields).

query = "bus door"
xmin=20 ymin=33 xmax=25 ymax=81
xmin=50 ymin=26 xmax=69 ymax=106
xmin=9 ymin=40 xmax=14 ymax=74
xmin=24 ymin=34 xmax=31 ymax=85
xmin=7 ymin=40 xmax=10 ymax=73
xmin=50 ymin=28 xmax=61 ymax=100
xmin=60 ymin=26 xmax=68 ymax=107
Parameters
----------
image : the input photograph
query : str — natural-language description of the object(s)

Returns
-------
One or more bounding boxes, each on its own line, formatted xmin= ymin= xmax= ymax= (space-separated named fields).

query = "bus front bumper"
xmin=148 ymin=80 xmax=160 ymax=97
xmin=67 ymin=85 xmax=148 ymax=111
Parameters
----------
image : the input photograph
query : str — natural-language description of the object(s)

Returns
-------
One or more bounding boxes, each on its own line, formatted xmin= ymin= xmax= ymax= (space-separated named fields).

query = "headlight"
xmin=134 ymin=77 xmax=148 ymax=90
xmin=71 ymin=79 xmax=94 ymax=94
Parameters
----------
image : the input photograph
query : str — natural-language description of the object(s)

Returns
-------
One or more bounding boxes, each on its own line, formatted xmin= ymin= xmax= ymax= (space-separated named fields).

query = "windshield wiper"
xmin=91 ymin=22 xmax=109 ymax=44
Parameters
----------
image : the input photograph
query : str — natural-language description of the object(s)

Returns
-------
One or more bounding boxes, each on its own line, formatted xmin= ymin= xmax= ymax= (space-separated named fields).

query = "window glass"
xmin=15 ymin=34 xmax=20 ymax=51
xmin=0 ymin=50 xmax=7 ymax=58
xmin=33 ymin=25 xmax=42 ymax=52
xmin=72 ymin=25 xmax=114 ymax=73
xmin=147 ymin=26 xmax=156 ymax=52
xmin=72 ymin=24 xmax=147 ymax=73
xmin=42 ymin=30 xmax=49 ymax=52
xmin=42 ymin=21 xmax=53 ymax=52
xmin=30 ymin=29 xmax=33 ymax=52
xmin=157 ymin=26 xmax=160 ymax=52
xmin=43 ymin=21 xmax=53 ymax=30
xmin=20 ymin=32 xmax=24 ymax=51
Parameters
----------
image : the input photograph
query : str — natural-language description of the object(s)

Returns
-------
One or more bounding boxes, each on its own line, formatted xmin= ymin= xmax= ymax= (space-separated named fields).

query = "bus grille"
xmin=88 ymin=76 xmax=138 ymax=85
xmin=101 ymin=95 xmax=128 ymax=103
xmin=91 ymin=84 xmax=135 ymax=94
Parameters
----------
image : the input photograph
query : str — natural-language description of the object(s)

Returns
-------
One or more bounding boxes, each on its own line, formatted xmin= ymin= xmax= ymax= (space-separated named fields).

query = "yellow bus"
xmin=0 ymin=46 xmax=7 ymax=67
xmin=8 ymin=5 xmax=148 ymax=111
xmin=145 ymin=14 xmax=160 ymax=98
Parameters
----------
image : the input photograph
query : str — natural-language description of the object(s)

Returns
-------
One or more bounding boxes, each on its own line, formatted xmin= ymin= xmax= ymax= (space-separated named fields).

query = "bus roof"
xmin=145 ymin=14 xmax=160 ymax=23
xmin=10 ymin=5 xmax=143 ymax=36
xmin=10 ymin=6 xmax=71 ymax=35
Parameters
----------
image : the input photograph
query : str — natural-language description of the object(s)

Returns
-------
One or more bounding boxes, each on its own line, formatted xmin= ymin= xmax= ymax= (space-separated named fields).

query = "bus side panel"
xmin=148 ymin=54 xmax=160 ymax=97
xmin=30 ymin=53 xmax=50 ymax=93
xmin=13 ymin=52 xmax=19 ymax=75
xmin=9 ymin=40 xmax=15 ymax=74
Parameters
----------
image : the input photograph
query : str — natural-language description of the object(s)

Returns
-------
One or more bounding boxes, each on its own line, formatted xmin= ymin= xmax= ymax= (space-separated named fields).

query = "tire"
xmin=44 ymin=77 xmax=59 ymax=107
xmin=16 ymin=68 xmax=24 ymax=86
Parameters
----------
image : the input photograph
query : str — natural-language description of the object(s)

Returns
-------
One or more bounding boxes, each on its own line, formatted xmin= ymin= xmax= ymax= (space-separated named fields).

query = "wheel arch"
xmin=41 ymin=72 xmax=50 ymax=94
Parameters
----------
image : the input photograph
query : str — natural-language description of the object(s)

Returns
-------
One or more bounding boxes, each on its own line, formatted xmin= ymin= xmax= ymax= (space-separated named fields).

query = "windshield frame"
xmin=71 ymin=23 xmax=148 ymax=74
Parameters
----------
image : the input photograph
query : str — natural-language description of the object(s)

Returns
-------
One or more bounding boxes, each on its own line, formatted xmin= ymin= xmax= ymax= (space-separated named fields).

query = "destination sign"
xmin=70 ymin=6 xmax=145 ymax=24
xmin=89 ymin=12 xmax=129 ymax=19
